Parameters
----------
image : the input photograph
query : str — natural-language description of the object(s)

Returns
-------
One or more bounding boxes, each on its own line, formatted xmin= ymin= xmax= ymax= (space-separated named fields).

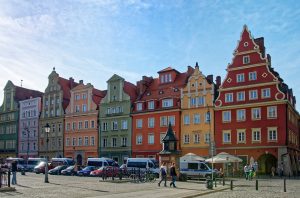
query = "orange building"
xmin=132 ymin=66 xmax=193 ymax=159
xmin=181 ymin=63 xmax=220 ymax=157
xmin=64 ymin=80 xmax=106 ymax=165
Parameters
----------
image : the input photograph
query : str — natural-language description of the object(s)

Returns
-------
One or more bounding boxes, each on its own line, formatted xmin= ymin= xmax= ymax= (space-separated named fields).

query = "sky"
xmin=0 ymin=0 xmax=300 ymax=110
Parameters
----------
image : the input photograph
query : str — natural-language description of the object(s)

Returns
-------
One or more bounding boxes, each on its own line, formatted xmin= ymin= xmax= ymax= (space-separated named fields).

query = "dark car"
xmin=77 ymin=166 xmax=95 ymax=176
xmin=61 ymin=165 xmax=77 ymax=176
xmin=48 ymin=165 xmax=68 ymax=175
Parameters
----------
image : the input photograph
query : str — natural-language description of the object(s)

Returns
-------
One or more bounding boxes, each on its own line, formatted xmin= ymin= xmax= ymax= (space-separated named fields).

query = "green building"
xmin=99 ymin=74 xmax=137 ymax=164
xmin=0 ymin=81 xmax=42 ymax=159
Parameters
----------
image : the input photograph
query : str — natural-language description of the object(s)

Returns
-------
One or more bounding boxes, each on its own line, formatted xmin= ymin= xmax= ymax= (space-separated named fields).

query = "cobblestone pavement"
xmin=1 ymin=173 xmax=299 ymax=198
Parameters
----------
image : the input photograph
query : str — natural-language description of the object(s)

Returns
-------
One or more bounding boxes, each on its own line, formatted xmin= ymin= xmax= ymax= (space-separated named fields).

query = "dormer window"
xmin=243 ymin=55 xmax=250 ymax=64
xmin=162 ymin=99 xmax=173 ymax=108
xmin=148 ymin=101 xmax=154 ymax=110
xmin=137 ymin=103 xmax=143 ymax=111
xmin=160 ymin=73 xmax=172 ymax=84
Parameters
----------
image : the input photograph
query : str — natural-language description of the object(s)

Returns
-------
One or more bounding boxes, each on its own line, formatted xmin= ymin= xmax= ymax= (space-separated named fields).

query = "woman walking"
xmin=158 ymin=162 xmax=167 ymax=187
xmin=169 ymin=162 xmax=177 ymax=188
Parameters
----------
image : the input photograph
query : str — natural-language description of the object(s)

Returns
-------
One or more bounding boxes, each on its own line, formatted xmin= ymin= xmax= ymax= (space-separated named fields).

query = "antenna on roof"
xmin=21 ymin=80 xmax=23 ymax=87
xmin=53 ymin=67 xmax=55 ymax=71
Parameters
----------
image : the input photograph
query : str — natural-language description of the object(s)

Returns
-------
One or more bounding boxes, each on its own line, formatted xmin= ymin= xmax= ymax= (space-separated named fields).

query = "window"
xmin=206 ymin=112 xmax=211 ymax=123
xmin=84 ymin=121 xmax=89 ymax=129
xmin=236 ymin=73 xmax=245 ymax=82
xmin=82 ymin=104 xmax=87 ymax=112
xmin=268 ymin=128 xmax=277 ymax=141
xmin=184 ymin=134 xmax=190 ymax=144
xmin=148 ymin=101 xmax=154 ymax=110
xmin=121 ymin=120 xmax=128 ymax=130
xmin=66 ymin=123 xmax=70 ymax=131
xmin=160 ymin=116 xmax=168 ymax=126
xmin=249 ymin=72 xmax=257 ymax=81
xmin=103 ymin=138 xmax=108 ymax=148
xmin=267 ymin=106 xmax=277 ymax=118
xmin=33 ymin=142 xmax=36 ymax=150
xmin=78 ymin=121 xmax=83 ymax=129
xmin=91 ymin=120 xmax=95 ymax=128
xmin=194 ymin=114 xmax=200 ymax=124
xmin=222 ymin=111 xmax=231 ymax=122
xmin=252 ymin=128 xmax=261 ymax=142
xmin=190 ymin=98 xmax=196 ymax=106
xmin=78 ymin=137 xmax=82 ymax=146
xmin=72 ymin=122 xmax=76 ymax=130
xmin=237 ymin=130 xmax=246 ymax=143
xmin=136 ymin=119 xmax=143 ymax=128
xmin=162 ymin=99 xmax=173 ymax=108
xmin=84 ymin=137 xmax=89 ymax=146
xmin=168 ymin=116 xmax=175 ymax=126
xmin=75 ymin=94 xmax=80 ymax=100
xmin=252 ymin=108 xmax=261 ymax=120
xmin=56 ymin=109 xmax=60 ymax=116
xmin=184 ymin=115 xmax=190 ymax=125
xmin=75 ymin=105 xmax=80 ymax=112
xmin=243 ymin=55 xmax=250 ymax=64
xmin=112 ymin=121 xmax=118 ymax=131
xmin=112 ymin=138 xmax=117 ymax=147
xmin=237 ymin=91 xmax=245 ymax=101
xmin=107 ymin=108 xmax=111 ymax=114
xmin=262 ymin=88 xmax=271 ymax=98
xmin=198 ymin=96 xmax=205 ymax=106
xmin=72 ymin=138 xmax=76 ymax=146
xmin=136 ymin=135 xmax=142 ymax=145
xmin=82 ymin=93 xmax=87 ymax=99
xmin=236 ymin=109 xmax=246 ymax=121
xmin=225 ymin=93 xmax=233 ymax=103
xmin=249 ymin=90 xmax=258 ymax=100
xmin=205 ymin=133 xmax=210 ymax=143
xmin=223 ymin=131 xmax=231 ymax=143
xmin=90 ymin=137 xmax=95 ymax=146
xmin=148 ymin=118 xmax=154 ymax=128
xmin=136 ymin=103 xmax=143 ymax=111
xmin=194 ymin=133 xmax=200 ymax=143
xmin=102 ymin=122 xmax=108 ymax=131
xmin=148 ymin=134 xmax=154 ymax=144
xmin=122 ymin=137 xmax=127 ymax=147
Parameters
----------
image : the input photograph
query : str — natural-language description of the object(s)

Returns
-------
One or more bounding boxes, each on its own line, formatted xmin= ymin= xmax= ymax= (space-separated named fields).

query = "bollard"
xmin=215 ymin=179 xmax=217 ymax=187
xmin=230 ymin=180 xmax=233 ymax=190
xmin=284 ymin=178 xmax=286 ymax=192
xmin=8 ymin=170 xmax=11 ymax=187
xmin=256 ymin=180 xmax=258 ymax=191
xmin=223 ymin=177 xmax=225 ymax=186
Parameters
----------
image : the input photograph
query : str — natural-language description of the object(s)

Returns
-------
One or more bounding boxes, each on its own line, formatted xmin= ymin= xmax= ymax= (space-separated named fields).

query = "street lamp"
xmin=23 ymin=127 xmax=30 ymax=174
xmin=44 ymin=123 xmax=50 ymax=183
xmin=207 ymin=107 xmax=214 ymax=186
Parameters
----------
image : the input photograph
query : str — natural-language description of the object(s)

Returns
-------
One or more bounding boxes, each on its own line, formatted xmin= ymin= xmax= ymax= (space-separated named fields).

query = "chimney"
xmin=79 ymin=80 xmax=83 ymax=84
xmin=216 ymin=76 xmax=221 ymax=87
xmin=69 ymin=77 xmax=75 ymax=89
xmin=206 ymin=75 xmax=213 ymax=84
xmin=254 ymin=37 xmax=265 ymax=57
xmin=267 ymin=54 xmax=272 ymax=66
xmin=187 ymin=66 xmax=194 ymax=76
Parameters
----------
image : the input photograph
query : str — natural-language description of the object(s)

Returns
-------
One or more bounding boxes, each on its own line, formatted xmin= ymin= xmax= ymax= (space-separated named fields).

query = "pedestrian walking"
xmin=158 ymin=162 xmax=167 ymax=187
xmin=271 ymin=166 xmax=275 ymax=177
xmin=169 ymin=162 xmax=177 ymax=188
xmin=11 ymin=160 xmax=17 ymax=185
xmin=244 ymin=164 xmax=249 ymax=180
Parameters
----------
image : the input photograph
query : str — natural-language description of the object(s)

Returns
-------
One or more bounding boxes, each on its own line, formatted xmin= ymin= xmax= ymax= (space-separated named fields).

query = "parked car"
xmin=48 ymin=165 xmax=68 ymax=175
xmin=34 ymin=161 xmax=49 ymax=174
xmin=90 ymin=166 xmax=119 ymax=177
xmin=61 ymin=165 xmax=77 ymax=176
xmin=77 ymin=166 xmax=96 ymax=176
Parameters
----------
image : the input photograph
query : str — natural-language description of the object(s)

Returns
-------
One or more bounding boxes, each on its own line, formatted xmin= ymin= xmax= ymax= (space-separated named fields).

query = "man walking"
xmin=169 ymin=162 xmax=177 ymax=188
xmin=244 ymin=164 xmax=249 ymax=180
xmin=11 ymin=160 xmax=17 ymax=185
xmin=158 ymin=162 xmax=167 ymax=187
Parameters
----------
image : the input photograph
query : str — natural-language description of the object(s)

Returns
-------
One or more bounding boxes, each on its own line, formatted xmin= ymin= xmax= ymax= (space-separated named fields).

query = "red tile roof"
xmin=92 ymin=89 xmax=107 ymax=108
xmin=158 ymin=67 xmax=179 ymax=73
xmin=123 ymin=81 xmax=137 ymax=103
xmin=15 ymin=86 xmax=43 ymax=102
xmin=58 ymin=77 xmax=79 ymax=110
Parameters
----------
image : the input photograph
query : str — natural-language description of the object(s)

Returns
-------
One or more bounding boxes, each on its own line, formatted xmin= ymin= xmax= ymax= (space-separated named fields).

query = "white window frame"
xmin=236 ymin=109 xmax=246 ymax=121
xmin=184 ymin=115 xmax=190 ymax=125
xmin=236 ymin=73 xmax=245 ymax=82
xmin=268 ymin=127 xmax=278 ymax=142
xmin=267 ymin=106 xmax=277 ymax=119
xmin=194 ymin=114 xmax=200 ymax=124
xmin=243 ymin=55 xmax=250 ymax=64
xmin=249 ymin=71 xmax=257 ymax=81
xmin=160 ymin=116 xmax=168 ymax=126
xmin=222 ymin=130 xmax=231 ymax=143
xmin=136 ymin=135 xmax=142 ymax=145
xmin=252 ymin=108 xmax=261 ymax=120
xmin=148 ymin=118 xmax=155 ymax=128
xmin=183 ymin=134 xmax=190 ymax=144
xmin=136 ymin=119 xmax=143 ymax=129
xmin=249 ymin=90 xmax=258 ymax=100
xmin=252 ymin=128 xmax=261 ymax=142
xmin=148 ymin=101 xmax=154 ymax=110
xmin=148 ymin=133 xmax=154 ymax=145
xmin=121 ymin=120 xmax=128 ymax=130
xmin=237 ymin=91 xmax=245 ymax=101
xmin=162 ymin=99 xmax=173 ymax=108
xmin=262 ymin=88 xmax=271 ymax=98
xmin=194 ymin=133 xmax=200 ymax=144
xmin=168 ymin=116 xmax=175 ymax=126
xmin=136 ymin=103 xmax=143 ymax=111
xmin=222 ymin=111 xmax=231 ymax=122
xmin=225 ymin=93 xmax=233 ymax=103
xmin=237 ymin=129 xmax=246 ymax=143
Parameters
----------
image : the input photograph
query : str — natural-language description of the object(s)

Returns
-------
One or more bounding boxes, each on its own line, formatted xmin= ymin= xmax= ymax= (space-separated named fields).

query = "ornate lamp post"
xmin=22 ymin=127 xmax=30 ymax=174
xmin=44 ymin=123 xmax=50 ymax=183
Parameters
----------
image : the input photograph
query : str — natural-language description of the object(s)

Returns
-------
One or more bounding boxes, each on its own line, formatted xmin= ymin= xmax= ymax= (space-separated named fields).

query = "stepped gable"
xmin=15 ymin=86 xmax=43 ymax=101
xmin=123 ymin=81 xmax=137 ymax=103
xmin=228 ymin=25 xmax=267 ymax=69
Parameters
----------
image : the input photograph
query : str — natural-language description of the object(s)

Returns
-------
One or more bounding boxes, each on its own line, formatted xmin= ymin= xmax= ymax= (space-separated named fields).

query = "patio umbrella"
xmin=180 ymin=153 xmax=205 ymax=161
xmin=205 ymin=152 xmax=242 ymax=163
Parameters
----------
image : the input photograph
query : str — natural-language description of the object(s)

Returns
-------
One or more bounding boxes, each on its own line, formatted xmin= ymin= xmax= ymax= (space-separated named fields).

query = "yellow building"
xmin=180 ymin=63 xmax=219 ymax=157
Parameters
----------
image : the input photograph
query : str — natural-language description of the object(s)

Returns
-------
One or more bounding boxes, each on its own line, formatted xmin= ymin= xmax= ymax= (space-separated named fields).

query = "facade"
xmin=214 ymin=25 xmax=300 ymax=175
xmin=0 ymin=81 xmax=43 ymax=159
xmin=18 ymin=97 xmax=42 ymax=159
xmin=131 ymin=67 xmax=193 ymax=159
xmin=64 ymin=80 xmax=105 ymax=165
xmin=99 ymin=74 xmax=137 ymax=165
xmin=39 ymin=68 xmax=78 ymax=159
xmin=180 ymin=63 xmax=220 ymax=157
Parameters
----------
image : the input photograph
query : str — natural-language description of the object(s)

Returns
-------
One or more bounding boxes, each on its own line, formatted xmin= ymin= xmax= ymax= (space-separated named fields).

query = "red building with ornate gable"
xmin=214 ymin=25 xmax=300 ymax=175
xmin=131 ymin=66 xmax=194 ymax=159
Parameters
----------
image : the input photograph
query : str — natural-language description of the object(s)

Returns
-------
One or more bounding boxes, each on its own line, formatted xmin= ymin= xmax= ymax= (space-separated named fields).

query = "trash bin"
xmin=206 ymin=179 xmax=213 ymax=189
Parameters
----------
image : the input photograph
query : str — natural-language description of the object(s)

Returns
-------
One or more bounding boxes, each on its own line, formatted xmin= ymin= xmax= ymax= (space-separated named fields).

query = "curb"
xmin=182 ymin=186 xmax=231 ymax=198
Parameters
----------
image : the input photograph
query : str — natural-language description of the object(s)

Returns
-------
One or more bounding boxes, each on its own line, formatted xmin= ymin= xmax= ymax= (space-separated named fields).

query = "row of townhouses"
xmin=0 ymin=26 xmax=299 ymax=175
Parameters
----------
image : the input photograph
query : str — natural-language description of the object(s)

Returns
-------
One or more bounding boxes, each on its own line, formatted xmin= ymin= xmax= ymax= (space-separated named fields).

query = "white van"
xmin=27 ymin=158 xmax=46 ymax=171
xmin=126 ymin=158 xmax=159 ymax=177
xmin=180 ymin=160 xmax=215 ymax=179
xmin=87 ymin=157 xmax=118 ymax=168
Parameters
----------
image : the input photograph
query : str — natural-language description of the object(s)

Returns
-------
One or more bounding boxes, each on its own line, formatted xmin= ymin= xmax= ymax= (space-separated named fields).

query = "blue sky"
xmin=0 ymin=0 xmax=300 ymax=109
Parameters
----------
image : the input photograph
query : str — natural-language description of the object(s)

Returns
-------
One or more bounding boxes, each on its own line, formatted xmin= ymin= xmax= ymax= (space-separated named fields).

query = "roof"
xmin=92 ymin=88 xmax=107 ymax=107
xmin=123 ymin=81 xmax=137 ymax=103
xmin=14 ymin=86 xmax=43 ymax=102
xmin=58 ymin=77 xmax=79 ymax=110
xmin=158 ymin=67 xmax=179 ymax=74
xmin=162 ymin=123 xmax=178 ymax=142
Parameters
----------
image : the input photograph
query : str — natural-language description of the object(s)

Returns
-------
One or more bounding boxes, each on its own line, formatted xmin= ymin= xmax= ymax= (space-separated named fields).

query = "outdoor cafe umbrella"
xmin=205 ymin=152 xmax=242 ymax=163
xmin=180 ymin=153 xmax=205 ymax=161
